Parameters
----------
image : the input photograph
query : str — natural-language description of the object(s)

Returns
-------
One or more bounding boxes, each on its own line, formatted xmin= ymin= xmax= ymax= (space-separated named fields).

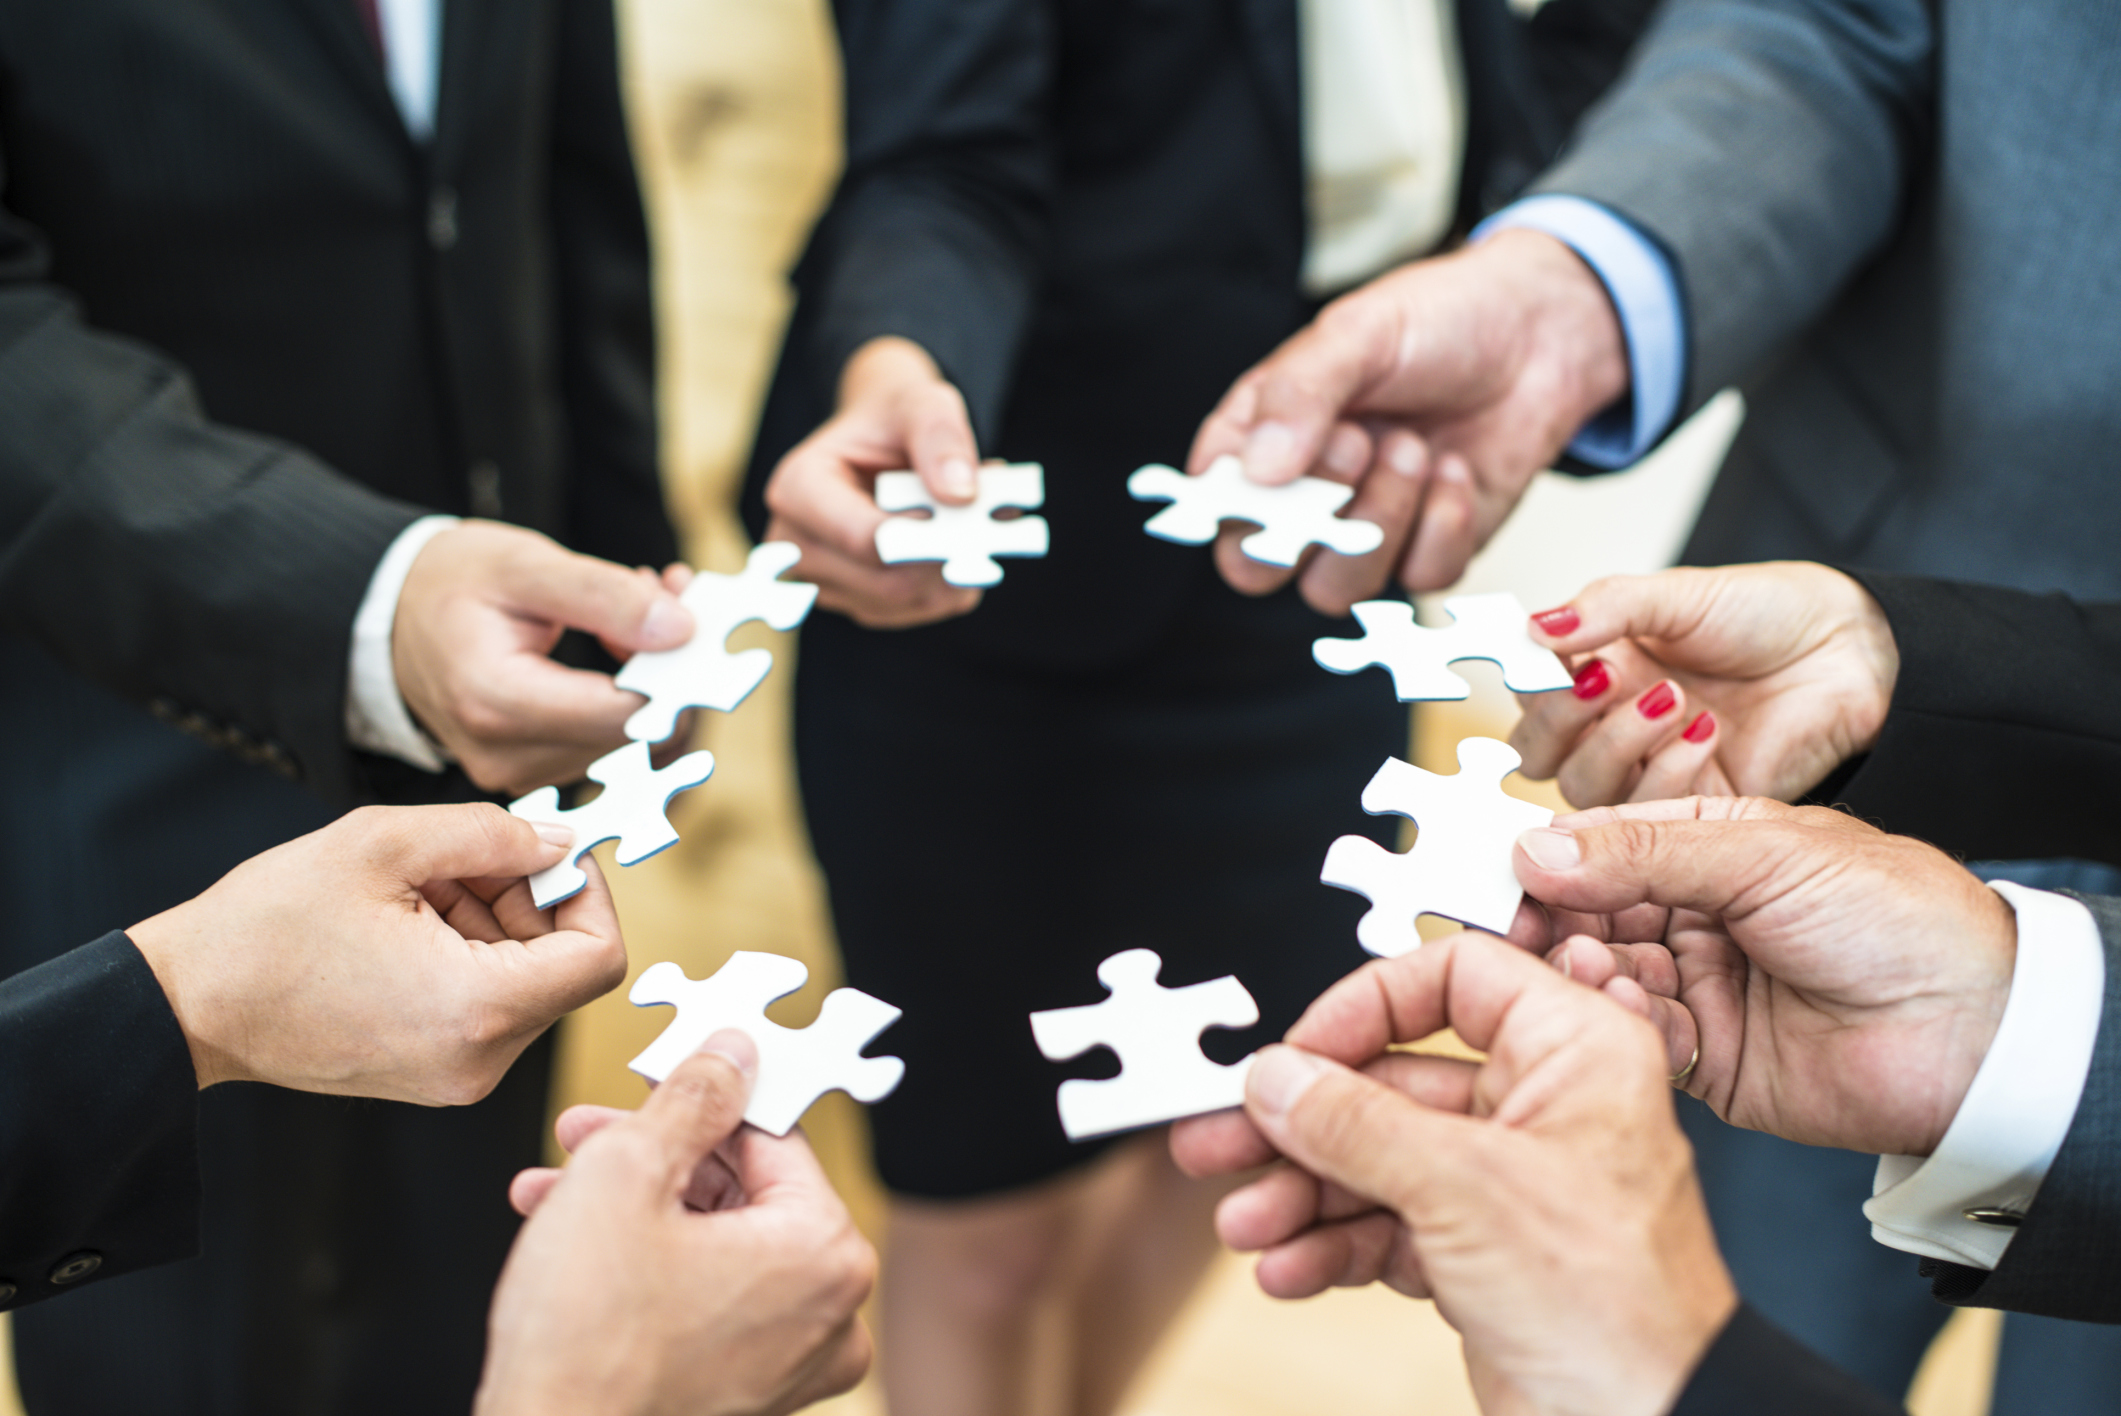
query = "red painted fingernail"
xmin=1532 ymin=606 xmax=1580 ymax=637
xmin=1682 ymin=711 xmax=1716 ymax=744
xmin=1637 ymin=681 xmax=1677 ymax=720
xmin=1571 ymin=659 xmax=1611 ymax=700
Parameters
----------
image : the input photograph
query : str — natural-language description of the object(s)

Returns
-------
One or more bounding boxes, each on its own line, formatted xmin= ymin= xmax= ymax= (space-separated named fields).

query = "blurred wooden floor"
xmin=0 ymin=2 xmax=1999 ymax=1412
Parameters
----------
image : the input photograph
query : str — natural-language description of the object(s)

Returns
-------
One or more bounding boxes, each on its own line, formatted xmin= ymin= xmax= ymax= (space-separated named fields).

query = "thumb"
xmin=1513 ymin=808 xmax=1828 ymax=922
xmin=903 ymin=379 xmax=981 ymax=506
xmin=497 ymin=535 xmax=694 ymax=654
xmin=365 ymin=802 xmax=570 ymax=890
xmin=630 ymin=1029 xmax=759 ymax=1190
xmin=1229 ymin=302 xmax=1401 ymax=486
xmin=1526 ymin=570 xmax=1724 ymax=657
xmin=1243 ymin=1045 xmax=1471 ymax=1219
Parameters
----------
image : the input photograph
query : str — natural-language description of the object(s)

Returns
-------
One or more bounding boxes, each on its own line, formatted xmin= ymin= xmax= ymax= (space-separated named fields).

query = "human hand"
xmin=1172 ymin=933 xmax=1735 ymax=1416
xmin=1188 ymin=230 xmax=1629 ymax=613
xmin=762 ymin=335 xmax=987 ymax=628
xmin=125 ymin=803 xmax=626 ymax=1104
xmin=393 ymin=520 xmax=698 ymax=795
xmin=1510 ymin=563 xmax=1900 ymax=807
xmin=478 ymin=1033 xmax=876 ymax=1416
xmin=1513 ymin=796 xmax=2017 ymax=1156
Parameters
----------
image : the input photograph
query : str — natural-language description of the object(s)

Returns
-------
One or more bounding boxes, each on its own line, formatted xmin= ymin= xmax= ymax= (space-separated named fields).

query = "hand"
xmin=1512 ymin=796 xmax=2017 ymax=1156
xmin=477 ymin=1033 xmax=876 ymax=1416
xmin=1188 ymin=230 xmax=1629 ymax=613
xmin=1171 ymin=934 xmax=1736 ymax=1416
xmin=393 ymin=520 xmax=699 ymax=796
xmin=1510 ymin=563 xmax=1900 ymax=807
xmin=125 ymin=803 xmax=627 ymax=1104
xmin=762 ymin=336 xmax=986 ymax=627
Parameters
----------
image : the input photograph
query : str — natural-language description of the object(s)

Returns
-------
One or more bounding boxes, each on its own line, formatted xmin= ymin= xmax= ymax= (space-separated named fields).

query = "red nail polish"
xmin=1571 ymin=659 xmax=1611 ymax=700
xmin=1682 ymin=711 xmax=1716 ymax=744
xmin=1637 ymin=682 xmax=1677 ymax=720
xmin=1532 ymin=606 xmax=1580 ymax=637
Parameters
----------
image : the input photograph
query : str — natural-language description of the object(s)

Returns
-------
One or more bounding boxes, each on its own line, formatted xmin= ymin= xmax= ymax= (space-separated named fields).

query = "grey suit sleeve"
xmin=796 ymin=0 xmax=1055 ymax=439
xmin=1529 ymin=0 xmax=1935 ymax=413
xmin=1925 ymin=892 xmax=2121 ymax=1324
xmin=0 ymin=149 xmax=422 ymax=804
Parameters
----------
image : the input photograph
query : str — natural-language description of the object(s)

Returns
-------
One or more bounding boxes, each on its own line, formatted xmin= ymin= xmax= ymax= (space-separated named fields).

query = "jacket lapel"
xmin=286 ymin=0 xmax=415 ymax=149
xmin=1233 ymin=0 xmax=1302 ymax=167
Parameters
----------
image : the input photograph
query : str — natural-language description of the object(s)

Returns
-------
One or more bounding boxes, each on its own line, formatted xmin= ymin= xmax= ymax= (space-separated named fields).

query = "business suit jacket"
xmin=1532 ymin=1 xmax=2121 ymax=598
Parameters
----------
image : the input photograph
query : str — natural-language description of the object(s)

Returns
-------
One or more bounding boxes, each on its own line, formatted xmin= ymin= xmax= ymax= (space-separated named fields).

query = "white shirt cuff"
xmin=1863 ymin=883 xmax=2106 ymax=1270
xmin=345 ymin=514 xmax=460 ymax=773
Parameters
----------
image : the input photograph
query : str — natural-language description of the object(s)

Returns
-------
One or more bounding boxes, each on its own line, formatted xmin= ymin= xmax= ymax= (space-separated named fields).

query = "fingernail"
xmin=1532 ymin=606 xmax=1580 ymax=637
xmin=532 ymin=822 xmax=575 ymax=848
xmin=1247 ymin=1045 xmax=1330 ymax=1119
xmin=939 ymin=457 xmax=976 ymax=499
xmin=1242 ymin=422 xmax=1297 ymax=482
xmin=1682 ymin=711 xmax=1716 ymax=744
xmin=1637 ymin=681 xmax=1677 ymax=720
xmin=638 ymin=595 xmax=692 ymax=649
xmin=1547 ymin=942 xmax=1574 ymax=979
xmin=1518 ymin=827 xmax=1582 ymax=870
xmin=1571 ymin=658 xmax=1611 ymax=700
xmin=1387 ymin=440 xmax=1425 ymax=477
xmin=700 ymin=1028 xmax=757 ymax=1078
xmin=1438 ymin=455 xmax=1471 ymax=485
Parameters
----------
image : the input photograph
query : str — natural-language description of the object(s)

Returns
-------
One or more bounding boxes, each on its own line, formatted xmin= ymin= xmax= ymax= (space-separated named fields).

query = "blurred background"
xmin=0 ymin=1 xmax=2000 ymax=1411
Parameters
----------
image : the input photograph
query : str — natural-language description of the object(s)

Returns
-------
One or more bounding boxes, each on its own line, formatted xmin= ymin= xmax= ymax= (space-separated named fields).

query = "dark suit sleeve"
xmin=1671 ymin=1303 xmax=1906 ymax=1415
xmin=1817 ymin=571 xmax=2121 ymax=868
xmin=0 ymin=933 xmax=201 ymax=1311
xmin=792 ymin=0 xmax=1055 ymax=441
xmin=548 ymin=0 xmax=676 ymax=573
xmin=1923 ymin=892 xmax=2121 ymax=1324
xmin=0 ymin=147 xmax=425 ymax=805
xmin=1528 ymin=0 xmax=1935 ymax=418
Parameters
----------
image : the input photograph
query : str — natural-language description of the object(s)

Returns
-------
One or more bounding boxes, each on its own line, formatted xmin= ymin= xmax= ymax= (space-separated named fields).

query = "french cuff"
xmin=345 ymin=514 xmax=459 ymax=772
xmin=1471 ymin=194 xmax=1685 ymax=469
xmin=1864 ymin=883 xmax=2105 ymax=1269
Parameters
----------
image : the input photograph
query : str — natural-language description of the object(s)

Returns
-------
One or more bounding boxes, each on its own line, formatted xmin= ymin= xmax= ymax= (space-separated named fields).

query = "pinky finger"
xmin=1627 ymin=711 xmax=1719 ymax=803
xmin=509 ymin=1166 xmax=564 ymax=1217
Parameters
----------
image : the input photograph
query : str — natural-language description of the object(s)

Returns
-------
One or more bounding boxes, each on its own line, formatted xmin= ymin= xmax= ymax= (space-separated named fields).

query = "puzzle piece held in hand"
xmin=1321 ymin=737 xmax=1553 ymax=954
xmin=874 ymin=462 xmax=1049 ymax=587
xmin=615 ymin=541 xmax=819 ymax=742
xmin=1313 ymin=593 xmax=1573 ymax=702
xmin=508 ymin=740 xmax=715 ymax=908
xmin=1029 ymin=949 xmax=1259 ymax=1141
xmin=628 ymin=952 xmax=906 ymax=1136
xmin=1127 ymin=454 xmax=1386 ymax=566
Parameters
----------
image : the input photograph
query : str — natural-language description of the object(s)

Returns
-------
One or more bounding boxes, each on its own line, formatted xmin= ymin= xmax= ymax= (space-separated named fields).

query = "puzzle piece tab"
xmin=628 ymin=952 xmax=906 ymax=1136
xmin=615 ymin=541 xmax=819 ymax=742
xmin=508 ymin=740 xmax=715 ymax=908
xmin=1313 ymin=594 xmax=1573 ymax=701
xmin=1127 ymin=454 xmax=1386 ymax=566
xmin=874 ymin=463 xmax=1049 ymax=587
xmin=1320 ymin=737 xmax=1553 ymax=954
xmin=1029 ymin=949 xmax=1259 ymax=1141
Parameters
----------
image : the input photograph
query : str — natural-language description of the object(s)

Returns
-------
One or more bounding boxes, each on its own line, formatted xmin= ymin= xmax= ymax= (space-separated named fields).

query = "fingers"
xmin=902 ymin=380 xmax=981 ymax=506
xmin=616 ymin=1030 xmax=760 ymax=1194
xmin=508 ymin=1166 xmax=564 ymax=1217
xmin=1253 ymin=1212 xmax=1422 ymax=1301
xmin=1292 ymin=431 xmax=1431 ymax=614
xmin=553 ymin=1103 xmax=631 ymax=1155
xmin=360 ymin=803 xmax=571 ymax=892
xmin=490 ymin=529 xmax=694 ymax=654
xmin=1169 ymin=1108 xmax=1278 ymax=1178
xmin=1396 ymin=451 xmax=1478 ymax=592
xmin=1525 ymin=569 xmax=1727 ymax=660
xmin=1512 ymin=807 xmax=1867 ymax=921
xmin=1219 ymin=301 xmax=1400 ymax=487
xmin=1552 ymin=677 xmax=1693 ymax=807
xmin=1239 ymin=1044 xmax=1469 ymax=1222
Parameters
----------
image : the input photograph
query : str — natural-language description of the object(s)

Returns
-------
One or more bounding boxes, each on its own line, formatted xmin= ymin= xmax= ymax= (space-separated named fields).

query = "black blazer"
xmin=0 ymin=0 xmax=674 ymax=806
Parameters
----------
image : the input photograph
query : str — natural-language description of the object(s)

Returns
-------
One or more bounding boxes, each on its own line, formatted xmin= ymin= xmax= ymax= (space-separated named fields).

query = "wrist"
xmin=127 ymin=905 xmax=246 ymax=1090
xmin=1485 ymin=228 xmax=1632 ymax=436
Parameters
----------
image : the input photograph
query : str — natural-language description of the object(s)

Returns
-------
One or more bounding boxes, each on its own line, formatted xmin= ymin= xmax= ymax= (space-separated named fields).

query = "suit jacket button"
xmin=48 ymin=1251 xmax=102 ymax=1285
xmin=428 ymin=188 xmax=459 ymax=250
xmin=0 ymin=1279 xmax=16 ymax=1305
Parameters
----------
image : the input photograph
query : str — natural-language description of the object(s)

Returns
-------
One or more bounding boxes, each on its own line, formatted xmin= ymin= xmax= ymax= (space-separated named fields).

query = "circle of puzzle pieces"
xmin=627 ymin=952 xmax=906 ymax=1137
xmin=614 ymin=540 xmax=819 ymax=742
xmin=507 ymin=740 xmax=716 ymax=909
xmin=873 ymin=462 xmax=1050 ymax=587
xmin=1320 ymin=737 xmax=1554 ymax=955
xmin=1029 ymin=948 xmax=1259 ymax=1141
xmin=1127 ymin=454 xmax=1386 ymax=567
xmin=1312 ymin=593 xmax=1574 ymax=701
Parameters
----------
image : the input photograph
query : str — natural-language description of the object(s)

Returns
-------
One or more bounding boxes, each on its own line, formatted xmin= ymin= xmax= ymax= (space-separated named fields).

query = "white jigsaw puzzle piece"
xmin=1313 ymin=594 xmax=1573 ymax=701
xmin=1127 ymin=454 xmax=1386 ymax=566
xmin=628 ymin=952 xmax=906 ymax=1137
xmin=1029 ymin=949 xmax=1259 ymax=1141
xmin=508 ymin=740 xmax=716 ymax=909
xmin=873 ymin=462 xmax=1050 ymax=587
xmin=1320 ymin=737 xmax=1554 ymax=954
xmin=615 ymin=541 xmax=819 ymax=741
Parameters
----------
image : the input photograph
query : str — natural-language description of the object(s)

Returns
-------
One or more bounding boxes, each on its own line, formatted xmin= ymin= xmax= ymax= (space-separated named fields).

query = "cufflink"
xmin=1962 ymin=1207 xmax=2024 ymax=1228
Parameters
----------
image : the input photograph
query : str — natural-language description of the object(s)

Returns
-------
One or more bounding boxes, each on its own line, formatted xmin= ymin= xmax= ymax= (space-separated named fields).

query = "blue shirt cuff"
xmin=1473 ymin=195 xmax=1686 ymax=469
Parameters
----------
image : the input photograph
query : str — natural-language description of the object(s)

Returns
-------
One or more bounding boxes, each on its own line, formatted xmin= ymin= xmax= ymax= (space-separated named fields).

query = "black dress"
xmin=742 ymin=0 xmax=1650 ymax=1198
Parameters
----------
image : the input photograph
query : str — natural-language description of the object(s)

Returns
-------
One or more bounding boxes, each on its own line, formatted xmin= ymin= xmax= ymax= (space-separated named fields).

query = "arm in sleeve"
xmin=0 ymin=147 xmax=424 ymax=806
xmin=794 ymin=0 xmax=1056 ymax=440
xmin=1527 ymin=0 xmax=1935 ymax=419
xmin=546 ymin=0 xmax=678 ymax=572
xmin=1669 ymin=1303 xmax=1907 ymax=1416
xmin=0 ymin=934 xmax=201 ymax=1311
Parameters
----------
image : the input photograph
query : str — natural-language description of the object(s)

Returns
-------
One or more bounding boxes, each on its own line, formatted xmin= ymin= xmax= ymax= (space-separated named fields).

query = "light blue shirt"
xmin=1473 ymin=194 xmax=1685 ymax=469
